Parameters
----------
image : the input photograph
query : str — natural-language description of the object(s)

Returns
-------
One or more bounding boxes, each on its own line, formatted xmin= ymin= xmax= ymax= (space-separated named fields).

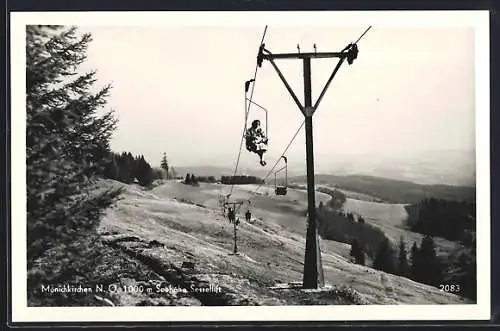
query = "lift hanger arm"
xmin=274 ymin=165 xmax=287 ymax=173
xmin=245 ymin=98 xmax=268 ymax=112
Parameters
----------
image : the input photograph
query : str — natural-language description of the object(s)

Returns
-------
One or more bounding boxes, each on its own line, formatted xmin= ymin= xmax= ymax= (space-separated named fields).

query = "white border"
xmin=10 ymin=10 xmax=491 ymax=322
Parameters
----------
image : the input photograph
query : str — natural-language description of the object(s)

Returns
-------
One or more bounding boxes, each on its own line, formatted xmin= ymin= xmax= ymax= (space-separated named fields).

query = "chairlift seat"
xmin=275 ymin=186 xmax=287 ymax=196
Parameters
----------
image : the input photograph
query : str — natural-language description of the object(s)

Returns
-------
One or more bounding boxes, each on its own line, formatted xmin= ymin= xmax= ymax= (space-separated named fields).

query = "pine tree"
xmin=409 ymin=241 xmax=420 ymax=281
xmin=160 ymin=152 xmax=169 ymax=179
xmin=26 ymin=25 xmax=122 ymax=303
xmin=128 ymin=152 xmax=136 ymax=181
xmin=373 ymin=238 xmax=395 ymax=274
xmin=135 ymin=155 xmax=154 ymax=187
xmin=117 ymin=152 xmax=133 ymax=183
xmin=184 ymin=173 xmax=191 ymax=184
xmin=132 ymin=155 xmax=142 ymax=182
xmin=419 ymin=235 xmax=443 ymax=286
xmin=397 ymin=236 xmax=409 ymax=277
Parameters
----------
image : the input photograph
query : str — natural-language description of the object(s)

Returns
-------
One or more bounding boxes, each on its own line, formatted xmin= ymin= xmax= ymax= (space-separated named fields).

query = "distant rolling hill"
xmin=173 ymin=164 xmax=475 ymax=204
xmin=289 ymin=174 xmax=475 ymax=204
xmin=313 ymin=149 xmax=476 ymax=187
xmin=174 ymin=148 xmax=475 ymax=187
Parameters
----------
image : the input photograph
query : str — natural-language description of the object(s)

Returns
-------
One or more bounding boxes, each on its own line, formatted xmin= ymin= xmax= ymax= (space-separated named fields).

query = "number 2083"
xmin=440 ymin=284 xmax=461 ymax=293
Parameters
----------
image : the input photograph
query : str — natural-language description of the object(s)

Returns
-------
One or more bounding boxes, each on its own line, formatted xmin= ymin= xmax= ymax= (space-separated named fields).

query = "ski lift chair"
xmin=274 ymin=156 xmax=288 ymax=196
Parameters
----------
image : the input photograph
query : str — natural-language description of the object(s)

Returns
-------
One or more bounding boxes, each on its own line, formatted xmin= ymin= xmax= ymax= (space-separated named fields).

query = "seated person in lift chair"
xmin=245 ymin=119 xmax=268 ymax=166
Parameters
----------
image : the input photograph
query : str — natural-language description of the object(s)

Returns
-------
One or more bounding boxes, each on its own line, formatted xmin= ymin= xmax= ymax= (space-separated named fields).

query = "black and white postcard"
xmin=10 ymin=10 xmax=491 ymax=322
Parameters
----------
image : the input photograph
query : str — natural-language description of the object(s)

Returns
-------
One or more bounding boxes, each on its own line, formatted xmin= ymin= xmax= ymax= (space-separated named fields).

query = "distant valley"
xmin=175 ymin=149 xmax=476 ymax=190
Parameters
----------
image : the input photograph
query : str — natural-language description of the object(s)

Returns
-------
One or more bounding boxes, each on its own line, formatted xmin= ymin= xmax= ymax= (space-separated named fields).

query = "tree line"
xmin=220 ymin=175 xmax=264 ymax=185
xmin=181 ymin=174 xmax=265 ymax=186
xmin=104 ymin=152 xmax=155 ymax=186
xmin=409 ymin=198 xmax=476 ymax=244
xmin=183 ymin=174 xmax=217 ymax=184
xmin=183 ymin=173 xmax=200 ymax=186
xmin=103 ymin=151 xmax=180 ymax=187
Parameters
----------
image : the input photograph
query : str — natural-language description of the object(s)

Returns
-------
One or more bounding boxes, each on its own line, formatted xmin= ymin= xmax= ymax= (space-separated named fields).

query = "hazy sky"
xmin=78 ymin=25 xmax=475 ymax=168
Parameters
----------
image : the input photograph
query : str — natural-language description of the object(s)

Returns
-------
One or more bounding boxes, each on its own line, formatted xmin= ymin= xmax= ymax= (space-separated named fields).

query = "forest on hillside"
xmin=407 ymin=198 xmax=476 ymax=244
xmin=318 ymin=203 xmax=476 ymax=301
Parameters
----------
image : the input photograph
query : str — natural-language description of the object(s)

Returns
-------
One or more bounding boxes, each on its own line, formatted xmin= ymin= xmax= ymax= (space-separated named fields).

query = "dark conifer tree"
xmin=350 ymin=239 xmax=366 ymax=266
xmin=398 ymin=236 xmax=409 ymax=277
xmin=373 ymin=238 xmax=396 ymax=274
xmin=26 ymin=25 xmax=122 ymax=303
xmin=418 ymin=235 xmax=443 ymax=286
xmin=160 ymin=152 xmax=169 ymax=178
xmin=409 ymin=241 xmax=420 ymax=281
xmin=184 ymin=173 xmax=192 ymax=184
xmin=134 ymin=155 xmax=154 ymax=186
